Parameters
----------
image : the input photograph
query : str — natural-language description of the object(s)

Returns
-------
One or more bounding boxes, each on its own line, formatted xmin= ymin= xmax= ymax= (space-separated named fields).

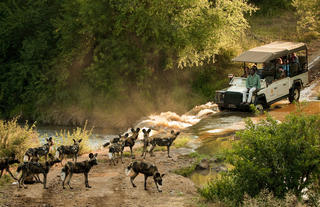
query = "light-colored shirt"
xmin=246 ymin=73 xmax=261 ymax=89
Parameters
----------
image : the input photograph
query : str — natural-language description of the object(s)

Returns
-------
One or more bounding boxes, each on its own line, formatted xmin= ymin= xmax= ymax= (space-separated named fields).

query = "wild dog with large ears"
xmin=56 ymin=139 xmax=82 ymax=165
xmin=61 ymin=153 xmax=98 ymax=189
xmin=24 ymin=137 xmax=54 ymax=162
xmin=123 ymin=128 xmax=140 ymax=158
xmin=141 ymin=128 xmax=151 ymax=159
xmin=126 ymin=161 xmax=165 ymax=192
xmin=149 ymin=130 xmax=180 ymax=158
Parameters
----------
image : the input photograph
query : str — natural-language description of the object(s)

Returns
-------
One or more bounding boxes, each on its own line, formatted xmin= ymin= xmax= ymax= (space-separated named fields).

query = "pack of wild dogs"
xmin=0 ymin=128 xmax=180 ymax=192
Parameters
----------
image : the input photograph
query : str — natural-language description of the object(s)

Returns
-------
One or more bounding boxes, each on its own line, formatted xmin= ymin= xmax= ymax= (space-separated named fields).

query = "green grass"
xmin=173 ymin=135 xmax=192 ymax=148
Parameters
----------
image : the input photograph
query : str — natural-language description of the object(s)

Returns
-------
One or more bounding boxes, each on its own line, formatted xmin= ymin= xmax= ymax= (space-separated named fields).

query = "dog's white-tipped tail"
xmin=61 ymin=171 xmax=66 ymax=181
xmin=125 ymin=162 xmax=133 ymax=176
xmin=55 ymin=150 xmax=60 ymax=159
xmin=108 ymin=152 xmax=113 ymax=159
xmin=23 ymin=155 xmax=28 ymax=162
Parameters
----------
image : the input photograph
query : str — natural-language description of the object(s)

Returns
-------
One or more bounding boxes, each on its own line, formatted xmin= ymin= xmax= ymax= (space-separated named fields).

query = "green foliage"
xmin=199 ymin=114 xmax=320 ymax=205
xmin=242 ymin=189 xmax=300 ymax=207
xmin=174 ymin=165 xmax=197 ymax=177
xmin=249 ymin=0 xmax=293 ymax=16
xmin=198 ymin=174 xmax=242 ymax=206
xmin=0 ymin=117 xmax=39 ymax=161
xmin=292 ymin=0 xmax=320 ymax=37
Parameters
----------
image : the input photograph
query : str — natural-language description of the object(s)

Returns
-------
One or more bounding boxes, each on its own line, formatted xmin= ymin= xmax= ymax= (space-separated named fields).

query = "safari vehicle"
xmin=215 ymin=41 xmax=309 ymax=111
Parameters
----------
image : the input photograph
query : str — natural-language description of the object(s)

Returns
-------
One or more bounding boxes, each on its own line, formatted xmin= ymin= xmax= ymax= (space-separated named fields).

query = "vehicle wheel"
xmin=288 ymin=87 xmax=300 ymax=103
xmin=255 ymin=102 xmax=264 ymax=113
xmin=218 ymin=106 xmax=225 ymax=111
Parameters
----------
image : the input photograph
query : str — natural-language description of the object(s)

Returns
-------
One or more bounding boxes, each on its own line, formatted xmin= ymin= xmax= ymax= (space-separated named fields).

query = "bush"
xmin=53 ymin=121 xmax=93 ymax=155
xmin=0 ymin=117 xmax=38 ymax=160
xmin=199 ymin=113 xmax=320 ymax=205
xmin=198 ymin=174 xmax=242 ymax=206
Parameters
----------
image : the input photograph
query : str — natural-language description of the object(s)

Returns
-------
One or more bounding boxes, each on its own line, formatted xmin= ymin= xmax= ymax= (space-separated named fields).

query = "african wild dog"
xmin=149 ymin=130 xmax=180 ymax=158
xmin=61 ymin=153 xmax=98 ymax=189
xmin=141 ymin=128 xmax=151 ymax=159
xmin=0 ymin=155 xmax=20 ymax=180
xmin=126 ymin=161 xmax=165 ymax=192
xmin=123 ymin=128 xmax=140 ymax=158
xmin=103 ymin=134 xmax=128 ymax=165
xmin=56 ymin=139 xmax=82 ymax=165
xmin=24 ymin=137 xmax=54 ymax=162
xmin=17 ymin=153 xmax=60 ymax=189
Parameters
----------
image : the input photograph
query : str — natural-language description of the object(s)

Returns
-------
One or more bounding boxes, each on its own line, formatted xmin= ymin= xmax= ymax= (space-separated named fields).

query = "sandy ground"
xmin=0 ymin=149 xmax=198 ymax=207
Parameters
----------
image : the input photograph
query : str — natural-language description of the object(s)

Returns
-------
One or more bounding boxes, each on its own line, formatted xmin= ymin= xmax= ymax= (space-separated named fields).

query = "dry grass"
xmin=0 ymin=117 xmax=39 ymax=160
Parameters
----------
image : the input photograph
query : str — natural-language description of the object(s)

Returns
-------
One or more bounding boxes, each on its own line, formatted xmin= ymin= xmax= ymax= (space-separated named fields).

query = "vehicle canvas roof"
xmin=232 ymin=41 xmax=307 ymax=63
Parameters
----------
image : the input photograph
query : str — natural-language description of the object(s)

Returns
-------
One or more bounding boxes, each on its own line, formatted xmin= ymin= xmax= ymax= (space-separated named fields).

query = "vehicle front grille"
xmin=224 ymin=91 xmax=243 ymax=105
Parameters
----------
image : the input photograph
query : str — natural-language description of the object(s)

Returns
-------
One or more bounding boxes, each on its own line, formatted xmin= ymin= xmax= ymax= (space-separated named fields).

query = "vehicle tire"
xmin=255 ymin=102 xmax=264 ymax=113
xmin=288 ymin=87 xmax=300 ymax=103
xmin=218 ymin=106 xmax=225 ymax=111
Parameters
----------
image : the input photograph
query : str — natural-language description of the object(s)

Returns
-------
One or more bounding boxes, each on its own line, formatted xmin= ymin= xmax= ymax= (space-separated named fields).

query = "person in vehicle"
xmin=242 ymin=66 xmax=250 ymax=78
xmin=290 ymin=53 xmax=299 ymax=63
xmin=242 ymin=68 xmax=261 ymax=104
xmin=276 ymin=58 xmax=289 ymax=78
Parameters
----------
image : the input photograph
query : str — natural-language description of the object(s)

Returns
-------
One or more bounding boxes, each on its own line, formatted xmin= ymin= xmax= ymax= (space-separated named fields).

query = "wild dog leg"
xmin=67 ymin=172 xmax=73 ymax=189
xmin=0 ymin=169 xmax=3 ymax=178
xmin=6 ymin=168 xmax=17 ymax=180
xmin=43 ymin=173 xmax=48 ymax=189
xmin=144 ymin=174 xmax=148 ymax=190
xmin=84 ymin=172 xmax=91 ymax=188
xmin=130 ymin=172 xmax=138 ymax=188
xmin=60 ymin=154 xmax=64 ymax=166
xmin=167 ymin=146 xmax=171 ymax=158
xmin=130 ymin=146 xmax=134 ymax=158
xmin=149 ymin=145 xmax=156 ymax=157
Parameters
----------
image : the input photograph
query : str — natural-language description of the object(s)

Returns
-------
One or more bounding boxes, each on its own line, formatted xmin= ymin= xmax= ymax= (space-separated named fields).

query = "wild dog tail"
xmin=61 ymin=166 xmax=67 ymax=181
xmin=55 ymin=150 xmax=60 ymax=159
xmin=103 ymin=142 xmax=110 ymax=148
xmin=125 ymin=162 xmax=133 ymax=176
xmin=23 ymin=154 xmax=29 ymax=162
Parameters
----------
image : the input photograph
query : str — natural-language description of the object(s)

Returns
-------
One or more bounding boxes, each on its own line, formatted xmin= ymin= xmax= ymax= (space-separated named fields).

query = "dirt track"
xmin=0 ymin=148 xmax=198 ymax=207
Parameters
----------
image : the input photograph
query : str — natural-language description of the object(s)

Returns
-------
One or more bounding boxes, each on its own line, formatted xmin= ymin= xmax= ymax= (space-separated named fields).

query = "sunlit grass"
xmin=53 ymin=121 xmax=93 ymax=155
xmin=173 ymin=135 xmax=192 ymax=148
xmin=0 ymin=117 xmax=39 ymax=160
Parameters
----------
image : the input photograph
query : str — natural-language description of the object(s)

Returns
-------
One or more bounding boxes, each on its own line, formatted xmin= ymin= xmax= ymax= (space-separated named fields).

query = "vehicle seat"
xmin=290 ymin=63 xmax=299 ymax=76
xmin=264 ymin=76 xmax=274 ymax=85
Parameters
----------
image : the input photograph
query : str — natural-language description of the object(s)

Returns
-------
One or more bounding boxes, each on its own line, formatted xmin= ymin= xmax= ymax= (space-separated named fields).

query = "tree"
xmin=292 ymin=0 xmax=320 ymax=36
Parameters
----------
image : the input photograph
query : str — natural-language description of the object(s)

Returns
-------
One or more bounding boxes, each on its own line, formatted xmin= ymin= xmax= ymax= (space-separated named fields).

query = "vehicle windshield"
xmin=230 ymin=77 xmax=246 ymax=87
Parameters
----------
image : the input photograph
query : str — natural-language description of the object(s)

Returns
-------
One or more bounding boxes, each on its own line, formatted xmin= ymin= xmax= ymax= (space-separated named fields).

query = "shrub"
xmin=198 ymin=174 xmax=242 ymax=206
xmin=199 ymin=113 xmax=320 ymax=205
xmin=0 ymin=117 xmax=38 ymax=160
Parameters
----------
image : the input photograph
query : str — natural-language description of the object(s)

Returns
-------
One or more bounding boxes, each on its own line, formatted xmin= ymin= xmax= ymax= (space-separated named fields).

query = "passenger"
xmin=242 ymin=66 xmax=250 ymax=78
xmin=290 ymin=52 xmax=299 ymax=63
xmin=276 ymin=58 xmax=289 ymax=78
xmin=276 ymin=66 xmax=286 ymax=79
xmin=242 ymin=68 xmax=261 ymax=104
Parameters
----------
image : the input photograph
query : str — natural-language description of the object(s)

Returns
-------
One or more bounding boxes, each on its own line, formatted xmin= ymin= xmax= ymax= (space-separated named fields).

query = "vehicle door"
xmin=275 ymin=77 xmax=290 ymax=98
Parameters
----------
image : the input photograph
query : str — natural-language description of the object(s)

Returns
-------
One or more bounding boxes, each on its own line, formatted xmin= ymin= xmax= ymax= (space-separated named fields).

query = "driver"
xmin=242 ymin=68 xmax=261 ymax=104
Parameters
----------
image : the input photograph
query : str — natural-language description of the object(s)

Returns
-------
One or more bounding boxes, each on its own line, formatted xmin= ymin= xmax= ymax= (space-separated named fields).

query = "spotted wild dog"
xmin=24 ymin=137 xmax=54 ymax=161
xmin=103 ymin=134 xmax=128 ymax=165
xmin=0 ymin=154 xmax=20 ymax=180
xmin=17 ymin=153 xmax=60 ymax=189
xmin=56 ymin=139 xmax=82 ymax=165
xmin=126 ymin=161 xmax=165 ymax=192
xmin=141 ymin=128 xmax=151 ymax=159
xmin=123 ymin=128 xmax=140 ymax=158
xmin=149 ymin=130 xmax=180 ymax=158
xmin=102 ymin=133 xmax=126 ymax=147
xmin=61 ymin=153 xmax=98 ymax=189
